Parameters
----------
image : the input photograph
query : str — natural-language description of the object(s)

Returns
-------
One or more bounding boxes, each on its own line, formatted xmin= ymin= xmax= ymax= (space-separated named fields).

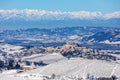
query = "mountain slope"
xmin=85 ymin=30 xmax=120 ymax=43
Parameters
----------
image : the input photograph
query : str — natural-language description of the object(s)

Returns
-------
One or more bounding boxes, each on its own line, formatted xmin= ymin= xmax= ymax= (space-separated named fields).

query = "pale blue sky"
xmin=0 ymin=0 xmax=120 ymax=13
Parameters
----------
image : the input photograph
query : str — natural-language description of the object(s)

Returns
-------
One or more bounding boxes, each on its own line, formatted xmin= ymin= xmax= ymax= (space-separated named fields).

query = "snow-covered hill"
xmin=0 ymin=44 xmax=24 ymax=54
xmin=0 ymin=57 xmax=120 ymax=80
xmin=85 ymin=30 xmax=120 ymax=43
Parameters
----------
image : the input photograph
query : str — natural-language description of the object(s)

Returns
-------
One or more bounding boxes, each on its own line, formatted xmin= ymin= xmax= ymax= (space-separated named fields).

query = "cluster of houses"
xmin=44 ymin=42 xmax=118 ymax=61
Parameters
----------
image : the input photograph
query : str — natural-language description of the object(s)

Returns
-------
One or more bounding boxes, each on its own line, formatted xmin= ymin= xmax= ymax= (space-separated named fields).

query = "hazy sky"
xmin=0 ymin=0 xmax=120 ymax=13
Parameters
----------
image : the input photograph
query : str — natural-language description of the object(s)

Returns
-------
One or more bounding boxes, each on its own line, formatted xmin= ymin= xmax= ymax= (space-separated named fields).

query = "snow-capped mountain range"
xmin=0 ymin=9 xmax=120 ymax=20
xmin=0 ymin=9 xmax=120 ymax=29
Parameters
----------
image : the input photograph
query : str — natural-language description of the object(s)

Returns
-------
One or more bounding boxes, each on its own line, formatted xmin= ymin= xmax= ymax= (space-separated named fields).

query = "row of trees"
xmin=0 ymin=59 xmax=21 ymax=71
xmin=47 ymin=73 xmax=118 ymax=80
xmin=62 ymin=50 xmax=117 ymax=61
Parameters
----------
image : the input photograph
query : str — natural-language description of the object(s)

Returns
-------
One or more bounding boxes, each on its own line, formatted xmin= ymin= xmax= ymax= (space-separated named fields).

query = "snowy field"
xmin=0 ymin=54 xmax=120 ymax=80
xmin=22 ymin=53 xmax=66 ymax=64
xmin=0 ymin=44 xmax=23 ymax=54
